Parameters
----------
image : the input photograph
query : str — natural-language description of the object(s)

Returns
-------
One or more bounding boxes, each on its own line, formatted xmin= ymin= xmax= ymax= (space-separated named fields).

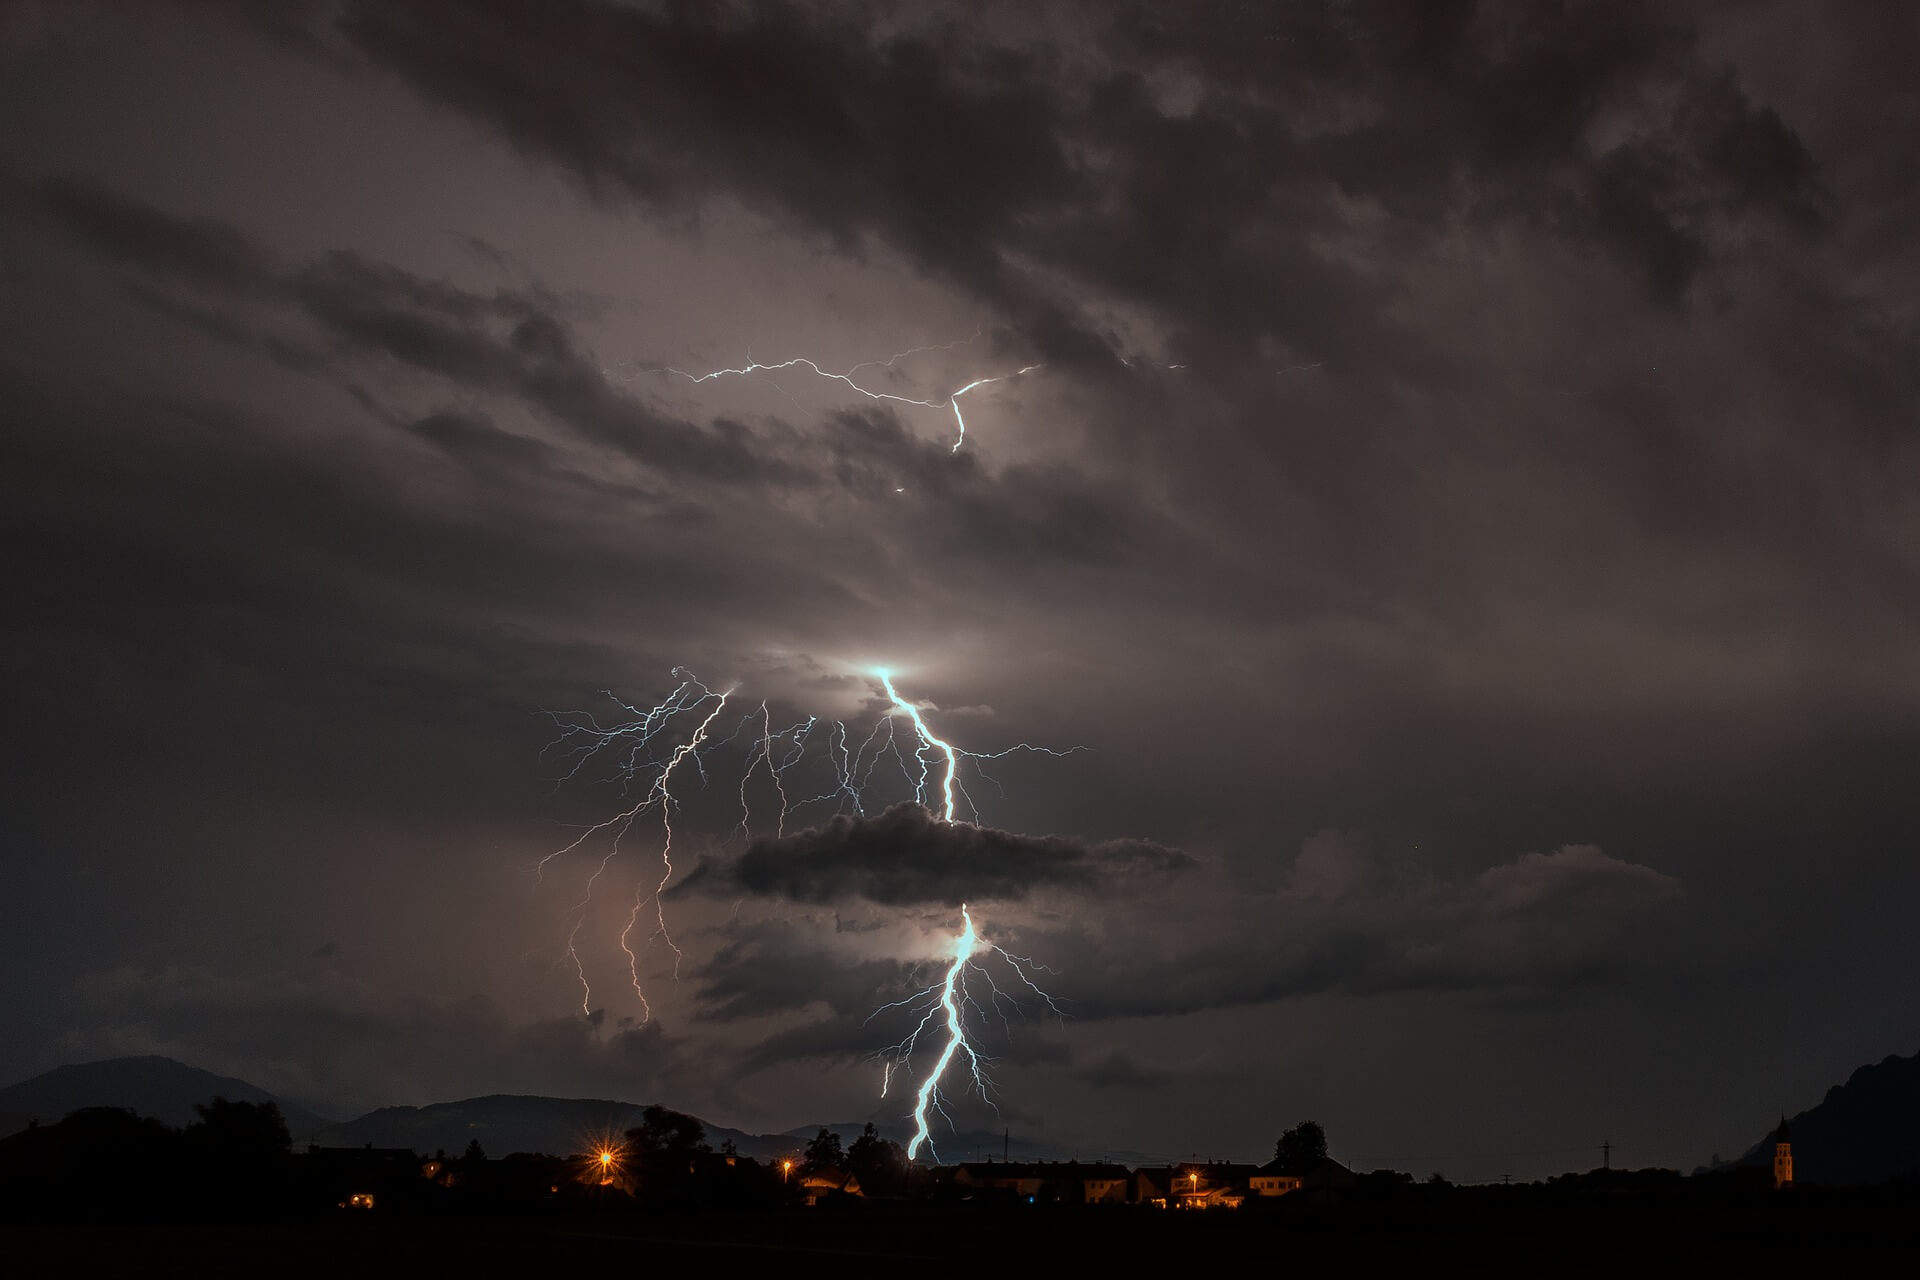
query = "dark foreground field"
xmin=8 ymin=1194 xmax=1918 ymax=1275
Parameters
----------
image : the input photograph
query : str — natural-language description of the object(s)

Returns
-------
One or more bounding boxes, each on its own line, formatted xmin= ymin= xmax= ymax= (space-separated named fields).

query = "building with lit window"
xmin=1135 ymin=1161 xmax=1258 ymax=1208
xmin=952 ymin=1160 xmax=1129 ymax=1204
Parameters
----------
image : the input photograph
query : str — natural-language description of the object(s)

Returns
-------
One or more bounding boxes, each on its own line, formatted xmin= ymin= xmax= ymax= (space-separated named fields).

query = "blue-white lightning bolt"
xmin=861 ymin=669 xmax=1071 ymax=1160
xmin=870 ymin=902 xmax=1068 ymax=1163
xmin=543 ymin=666 xmax=1071 ymax=1153
xmin=653 ymin=341 xmax=1041 ymax=453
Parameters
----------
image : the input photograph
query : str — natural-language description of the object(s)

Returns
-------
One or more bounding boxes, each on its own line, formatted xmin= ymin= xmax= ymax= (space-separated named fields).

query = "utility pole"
xmin=1601 ymin=1141 xmax=1612 ymax=1170
xmin=1003 ymin=1127 xmax=1009 ymax=1163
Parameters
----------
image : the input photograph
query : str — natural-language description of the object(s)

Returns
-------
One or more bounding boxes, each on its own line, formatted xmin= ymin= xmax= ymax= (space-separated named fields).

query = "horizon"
xmin=5 ymin=1 xmax=1918 ymax=1190
xmin=6 ymin=1045 xmax=1898 ymax=1183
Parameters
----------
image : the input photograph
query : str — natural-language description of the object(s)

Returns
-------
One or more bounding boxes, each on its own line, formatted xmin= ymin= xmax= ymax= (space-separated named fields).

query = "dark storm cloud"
xmin=37 ymin=178 xmax=788 ymax=482
xmin=327 ymin=0 xmax=1086 ymax=346
xmin=1061 ymin=837 xmax=1687 ymax=1020
xmin=226 ymin=0 xmax=1918 ymax=670
xmin=689 ymin=803 xmax=1193 ymax=906
xmin=1074 ymin=1051 xmax=1174 ymax=1092
xmin=7 ymin=0 xmax=1920 ymax=1173
xmin=676 ymin=834 xmax=1682 ymax=1075
xmin=684 ymin=916 xmax=938 ymax=1073
xmin=692 ymin=918 xmax=910 ymax=1026
xmin=37 ymin=176 xmax=281 ymax=293
xmin=34 ymin=177 xmax=1188 ymax=593
xmin=303 ymin=0 xmax=1826 ymax=359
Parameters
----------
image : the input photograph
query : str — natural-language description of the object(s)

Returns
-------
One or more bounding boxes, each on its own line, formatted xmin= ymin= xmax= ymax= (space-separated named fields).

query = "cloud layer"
xmin=3 ymin=0 xmax=1917 ymax=1175
xmin=692 ymin=803 xmax=1193 ymax=906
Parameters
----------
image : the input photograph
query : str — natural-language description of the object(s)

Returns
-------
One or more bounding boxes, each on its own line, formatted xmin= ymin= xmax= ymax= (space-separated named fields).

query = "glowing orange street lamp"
xmin=782 ymin=1159 xmax=794 ymax=1183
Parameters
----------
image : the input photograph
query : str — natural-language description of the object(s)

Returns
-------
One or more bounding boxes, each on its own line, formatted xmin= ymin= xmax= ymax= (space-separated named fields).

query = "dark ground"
xmin=7 ymin=1194 xmax=1917 ymax=1275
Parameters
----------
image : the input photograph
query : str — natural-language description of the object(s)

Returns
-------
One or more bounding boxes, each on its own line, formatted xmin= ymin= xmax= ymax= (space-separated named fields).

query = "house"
xmin=952 ymin=1160 xmax=1130 ymax=1204
xmin=1250 ymin=1155 xmax=1358 ymax=1201
xmin=797 ymin=1166 xmax=862 ymax=1206
xmin=1249 ymin=1160 xmax=1304 ymax=1197
xmin=1135 ymin=1161 xmax=1258 ymax=1209
xmin=303 ymin=1143 xmax=429 ymax=1209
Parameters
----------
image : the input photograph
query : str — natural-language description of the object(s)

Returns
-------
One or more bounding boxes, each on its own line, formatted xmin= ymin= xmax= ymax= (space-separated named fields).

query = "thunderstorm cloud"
xmin=692 ymin=803 xmax=1194 ymax=906
xmin=4 ymin=0 xmax=1918 ymax=1176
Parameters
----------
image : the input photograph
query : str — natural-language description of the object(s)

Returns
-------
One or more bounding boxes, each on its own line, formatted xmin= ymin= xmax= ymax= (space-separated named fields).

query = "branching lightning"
xmin=878 ymin=670 xmax=961 ymax=821
xmin=863 ymin=672 xmax=1069 ymax=1161
xmin=867 ymin=902 xmax=1068 ymax=1162
xmin=542 ymin=667 xmax=1077 ymax=1060
xmin=577 ymin=325 xmax=1100 ymax=1157
xmin=538 ymin=672 xmax=734 ymax=1020
xmin=649 ymin=337 xmax=1041 ymax=453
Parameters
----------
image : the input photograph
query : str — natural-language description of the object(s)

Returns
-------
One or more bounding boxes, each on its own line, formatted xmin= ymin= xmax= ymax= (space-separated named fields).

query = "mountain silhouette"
xmin=1728 ymin=1048 xmax=1920 ymax=1185
xmin=0 ymin=1056 xmax=335 ymax=1140
xmin=307 ymin=1094 xmax=785 ymax=1158
xmin=3 ymin=1057 xmax=1169 ymax=1165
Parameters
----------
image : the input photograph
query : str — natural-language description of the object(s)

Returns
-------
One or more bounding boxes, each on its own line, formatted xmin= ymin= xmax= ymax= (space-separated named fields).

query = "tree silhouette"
xmin=846 ymin=1122 xmax=906 ymax=1196
xmin=181 ymin=1098 xmax=292 ymax=1213
xmin=803 ymin=1127 xmax=845 ymax=1174
xmin=1274 ymin=1120 xmax=1328 ymax=1171
xmin=626 ymin=1104 xmax=710 ymax=1156
xmin=462 ymin=1138 xmax=487 ymax=1163
xmin=186 ymin=1097 xmax=291 ymax=1161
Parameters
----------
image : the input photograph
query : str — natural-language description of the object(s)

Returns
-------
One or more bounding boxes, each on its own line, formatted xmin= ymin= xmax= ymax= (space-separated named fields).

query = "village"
xmin=253 ymin=1114 xmax=1369 ymax=1213
xmin=8 ymin=1093 xmax=1889 ymax=1273
xmin=273 ymin=1113 xmax=1801 ymax=1214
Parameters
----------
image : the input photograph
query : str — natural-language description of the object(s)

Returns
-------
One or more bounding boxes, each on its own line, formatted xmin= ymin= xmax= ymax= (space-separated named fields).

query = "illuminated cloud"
xmin=689 ymin=802 xmax=1193 ymax=906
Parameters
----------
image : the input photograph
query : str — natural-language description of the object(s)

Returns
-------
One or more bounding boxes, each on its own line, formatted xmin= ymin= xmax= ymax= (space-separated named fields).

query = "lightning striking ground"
xmin=868 ymin=902 xmax=1067 ymax=1162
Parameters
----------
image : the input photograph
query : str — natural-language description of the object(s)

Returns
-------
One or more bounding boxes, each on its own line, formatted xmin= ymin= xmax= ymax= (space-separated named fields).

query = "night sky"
xmin=4 ymin=1 xmax=1917 ymax=1179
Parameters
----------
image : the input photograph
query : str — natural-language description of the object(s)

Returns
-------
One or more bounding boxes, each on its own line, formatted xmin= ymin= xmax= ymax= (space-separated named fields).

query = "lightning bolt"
xmin=878 ymin=670 xmax=962 ymax=822
xmin=906 ymin=904 xmax=981 ymax=1162
xmin=543 ymin=665 xmax=1072 ymax=1148
xmin=869 ymin=902 xmax=1066 ymax=1163
xmin=618 ymin=689 xmax=731 ymax=1014
xmin=654 ymin=341 xmax=1040 ymax=453
xmin=538 ymin=673 xmax=733 ymax=1020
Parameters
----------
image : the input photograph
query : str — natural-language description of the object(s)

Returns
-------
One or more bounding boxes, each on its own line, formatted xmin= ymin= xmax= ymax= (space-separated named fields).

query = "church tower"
xmin=1772 ymin=1117 xmax=1793 ymax=1189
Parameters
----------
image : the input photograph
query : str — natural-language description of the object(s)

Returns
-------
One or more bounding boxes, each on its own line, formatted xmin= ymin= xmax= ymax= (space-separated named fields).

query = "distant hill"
xmin=307 ymin=1094 xmax=780 ymax=1159
xmin=0 ymin=1056 xmax=335 ymax=1141
xmin=309 ymin=1101 xmax=1162 ymax=1165
xmin=2 ymin=1058 xmax=1164 ymax=1166
xmin=1727 ymin=1049 xmax=1920 ymax=1185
